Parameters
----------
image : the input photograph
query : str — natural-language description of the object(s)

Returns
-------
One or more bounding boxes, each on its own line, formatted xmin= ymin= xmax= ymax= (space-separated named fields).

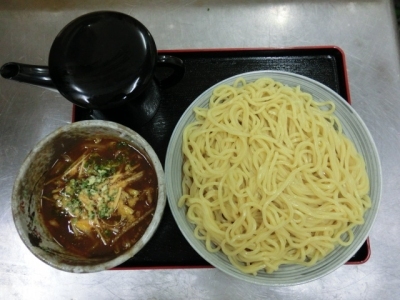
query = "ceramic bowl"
xmin=165 ymin=70 xmax=382 ymax=286
xmin=12 ymin=120 xmax=166 ymax=273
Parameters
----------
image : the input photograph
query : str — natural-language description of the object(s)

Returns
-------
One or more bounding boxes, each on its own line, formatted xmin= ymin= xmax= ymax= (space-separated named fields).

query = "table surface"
xmin=1 ymin=1 xmax=400 ymax=299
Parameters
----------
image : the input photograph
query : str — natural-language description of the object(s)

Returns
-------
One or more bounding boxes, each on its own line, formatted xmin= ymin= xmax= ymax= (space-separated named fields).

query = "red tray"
xmin=73 ymin=46 xmax=371 ymax=269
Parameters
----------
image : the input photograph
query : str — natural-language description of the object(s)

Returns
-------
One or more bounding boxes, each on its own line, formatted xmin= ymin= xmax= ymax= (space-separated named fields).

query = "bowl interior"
xmin=165 ymin=70 xmax=382 ymax=285
xmin=12 ymin=120 xmax=166 ymax=273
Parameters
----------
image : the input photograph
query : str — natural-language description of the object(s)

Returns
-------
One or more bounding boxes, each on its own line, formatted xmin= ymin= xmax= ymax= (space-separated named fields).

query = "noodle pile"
xmin=178 ymin=77 xmax=371 ymax=274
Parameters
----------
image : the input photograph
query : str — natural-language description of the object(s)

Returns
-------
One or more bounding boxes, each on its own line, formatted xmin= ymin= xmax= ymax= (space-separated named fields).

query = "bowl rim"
xmin=165 ymin=70 xmax=382 ymax=286
xmin=11 ymin=120 xmax=166 ymax=273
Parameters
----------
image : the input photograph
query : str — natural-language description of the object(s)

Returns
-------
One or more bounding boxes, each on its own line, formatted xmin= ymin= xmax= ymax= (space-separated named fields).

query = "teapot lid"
xmin=49 ymin=11 xmax=157 ymax=110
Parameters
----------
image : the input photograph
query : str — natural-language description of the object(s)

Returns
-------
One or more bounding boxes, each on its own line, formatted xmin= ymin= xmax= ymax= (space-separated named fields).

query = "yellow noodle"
xmin=179 ymin=77 xmax=371 ymax=274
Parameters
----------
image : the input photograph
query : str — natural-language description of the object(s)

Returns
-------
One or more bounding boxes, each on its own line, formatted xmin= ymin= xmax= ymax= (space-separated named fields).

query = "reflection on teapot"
xmin=0 ymin=11 xmax=185 ymax=125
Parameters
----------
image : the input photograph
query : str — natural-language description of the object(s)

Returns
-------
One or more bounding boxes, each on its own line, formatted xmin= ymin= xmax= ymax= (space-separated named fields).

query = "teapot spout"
xmin=0 ymin=62 xmax=55 ymax=89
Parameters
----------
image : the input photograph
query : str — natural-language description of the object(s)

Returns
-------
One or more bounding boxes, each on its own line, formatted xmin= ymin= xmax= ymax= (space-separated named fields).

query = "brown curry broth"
xmin=40 ymin=137 xmax=158 ymax=259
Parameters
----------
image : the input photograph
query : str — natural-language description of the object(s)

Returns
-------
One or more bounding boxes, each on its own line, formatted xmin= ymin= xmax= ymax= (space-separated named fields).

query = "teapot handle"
xmin=0 ymin=62 xmax=55 ymax=89
xmin=155 ymin=55 xmax=185 ymax=88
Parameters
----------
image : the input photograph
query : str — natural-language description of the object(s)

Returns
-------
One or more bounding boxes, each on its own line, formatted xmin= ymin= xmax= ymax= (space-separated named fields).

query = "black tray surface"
xmin=73 ymin=47 xmax=369 ymax=268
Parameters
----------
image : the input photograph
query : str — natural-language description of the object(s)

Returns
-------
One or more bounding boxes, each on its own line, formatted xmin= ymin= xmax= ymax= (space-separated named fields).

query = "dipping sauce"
xmin=40 ymin=137 xmax=158 ymax=259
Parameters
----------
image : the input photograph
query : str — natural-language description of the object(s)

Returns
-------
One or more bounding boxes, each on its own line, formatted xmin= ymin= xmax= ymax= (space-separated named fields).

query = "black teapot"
xmin=0 ymin=11 xmax=185 ymax=125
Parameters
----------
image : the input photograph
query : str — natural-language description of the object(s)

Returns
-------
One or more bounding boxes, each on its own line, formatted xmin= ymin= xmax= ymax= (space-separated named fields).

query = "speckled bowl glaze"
xmin=165 ymin=70 xmax=382 ymax=286
xmin=12 ymin=120 xmax=166 ymax=273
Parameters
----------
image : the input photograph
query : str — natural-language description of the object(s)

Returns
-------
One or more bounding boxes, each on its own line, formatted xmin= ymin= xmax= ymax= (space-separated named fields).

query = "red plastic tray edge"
xmin=70 ymin=45 xmax=370 ymax=270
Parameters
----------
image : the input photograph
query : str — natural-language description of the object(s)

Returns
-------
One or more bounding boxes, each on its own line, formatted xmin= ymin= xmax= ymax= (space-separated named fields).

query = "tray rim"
xmin=71 ymin=45 xmax=370 ymax=270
